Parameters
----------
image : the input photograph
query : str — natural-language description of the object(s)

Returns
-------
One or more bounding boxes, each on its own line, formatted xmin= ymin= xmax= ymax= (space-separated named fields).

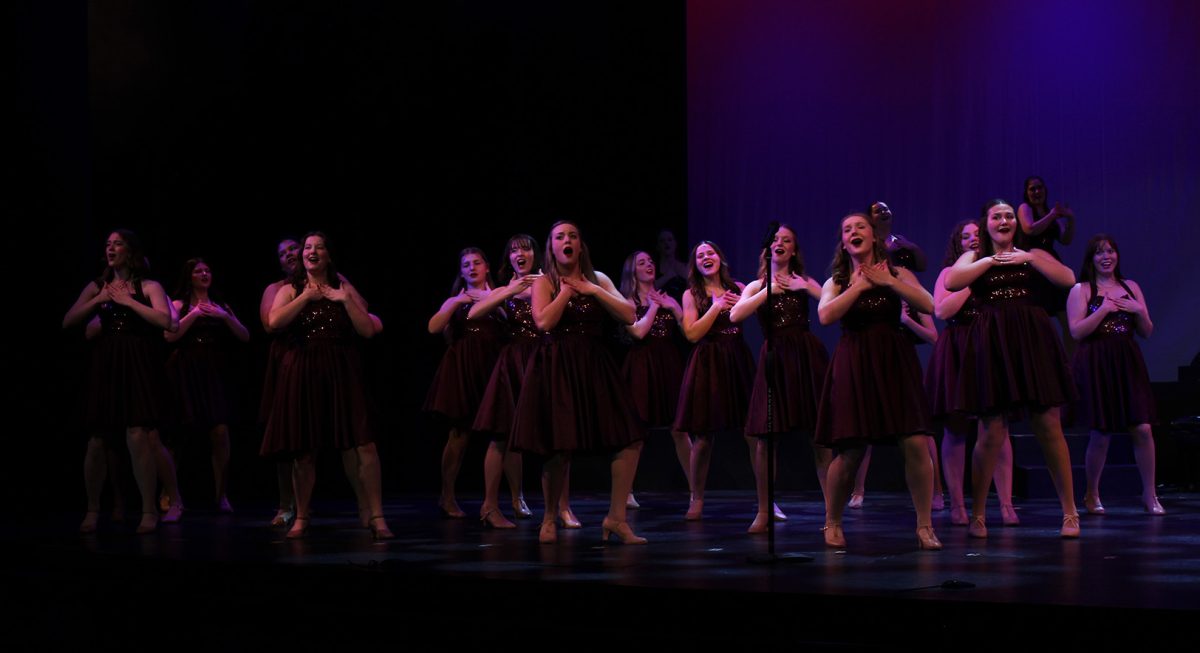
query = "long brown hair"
xmin=543 ymin=220 xmax=597 ymax=298
xmin=619 ymin=250 xmax=652 ymax=306
xmin=289 ymin=231 xmax=342 ymax=293
xmin=687 ymin=240 xmax=739 ymax=310
xmin=942 ymin=219 xmax=980 ymax=267
xmin=496 ymin=234 xmax=540 ymax=285
xmin=829 ymin=213 xmax=893 ymax=289
xmin=756 ymin=223 xmax=806 ymax=281
xmin=98 ymin=228 xmax=150 ymax=285
xmin=977 ymin=199 xmax=1031 ymax=257
xmin=449 ymin=247 xmax=495 ymax=295
xmin=173 ymin=257 xmax=228 ymax=315
xmin=1079 ymin=233 xmax=1133 ymax=299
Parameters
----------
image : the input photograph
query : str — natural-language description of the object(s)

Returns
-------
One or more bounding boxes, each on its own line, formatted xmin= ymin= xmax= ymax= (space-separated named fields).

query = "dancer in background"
xmin=814 ymin=214 xmax=940 ymax=550
xmin=64 ymin=229 xmax=174 ymax=534
xmin=619 ymin=250 xmax=692 ymax=509
xmin=732 ymin=224 xmax=828 ymax=533
xmin=510 ymin=221 xmax=646 ymax=544
xmin=426 ymin=247 xmax=503 ymax=519
xmin=654 ymin=228 xmax=691 ymax=300
xmin=1067 ymin=234 xmax=1162 ymax=515
xmin=674 ymin=241 xmax=755 ymax=522
xmin=1018 ymin=176 xmax=1077 ymax=352
xmin=165 ymin=258 xmax=249 ymax=513
xmin=948 ymin=200 xmax=1079 ymax=538
xmin=927 ymin=220 xmax=1017 ymax=526
xmin=260 ymin=238 xmax=301 ymax=526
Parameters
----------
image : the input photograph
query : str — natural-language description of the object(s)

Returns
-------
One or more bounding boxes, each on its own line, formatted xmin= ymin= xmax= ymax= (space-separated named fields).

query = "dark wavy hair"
xmin=829 ymin=213 xmax=894 ymax=289
xmin=543 ymin=220 xmax=598 ymax=297
xmin=98 ymin=228 xmax=150 ymax=285
xmin=942 ymin=219 xmax=980 ymax=267
xmin=496 ymin=234 xmax=540 ymax=285
xmin=449 ymin=246 xmax=494 ymax=295
xmin=1022 ymin=176 xmax=1048 ymax=215
xmin=687 ymin=240 xmax=739 ymax=311
xmin=173 ymin=257 xmax=227 ymax=315
xmin=1079 ymin=233 xmax=1133 ymax=299
xmin=289 ymin=231 xmax=342 ymax=292
xmin=756 ymin=223 xmax=806 ymax=281
xmin=977 ymin=199 xmax=1029 ymax=257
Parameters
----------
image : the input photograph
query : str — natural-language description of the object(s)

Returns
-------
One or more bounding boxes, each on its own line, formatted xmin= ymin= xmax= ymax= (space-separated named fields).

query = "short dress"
xmin=621 ymin=303 xmax=685 ymax=428
xmin=423 ymin=303 xmax=504 ymax=429
xmin=673 ymin=296 xmax=756 ymax=434
xmin=745 ymin=290 xmax=828 ymax=436
xmin=472 ymin=296 xmax=544 ymax=437
xmin=1071 ymin=290 xmax=1155 ymax=431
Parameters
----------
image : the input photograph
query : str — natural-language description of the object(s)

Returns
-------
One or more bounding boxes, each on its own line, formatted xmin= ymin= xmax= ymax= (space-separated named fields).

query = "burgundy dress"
xmin=1072 ymin=291 xmax=1155 ymax=431
xmin=472 ymin=296 xmax=543 ymax=437
xmin=621 ymin=303 xmax=685 ymax=428
xmin=673 ymin=296 xmax=755 ymax=434
xmin=814 ymin=286 xmax=930 ymax=447
xmin=423 ymin=303 xmax=504 ymax=429
xmin=923 ymin=289 xmax=980 ymax=419
xmin=745 ymin=290 xmax=829 ymax=436
xmin=166 ymin=304 xmax=233 ymax=429
xmin=955 ymin=263 xmax=1076 ymax=415
xmin=261 ymin=298 xmax=376 ymax=455
xmin=509 ymin=294 xmax=645 ymax=454
xmin=84 ymin=280 xmax=169 ymax=434
xmin=258 ymin=335 xmax=288 ymax=425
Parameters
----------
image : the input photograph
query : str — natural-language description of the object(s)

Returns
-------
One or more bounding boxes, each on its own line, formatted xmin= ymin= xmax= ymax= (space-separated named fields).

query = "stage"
xmin=10 ymin=490 xmax=1198 ymax=648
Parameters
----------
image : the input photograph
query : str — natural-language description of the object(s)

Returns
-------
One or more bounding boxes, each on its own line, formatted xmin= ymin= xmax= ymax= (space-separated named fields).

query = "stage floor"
xmin=9 ymin=490 xmax=1199 ymax=648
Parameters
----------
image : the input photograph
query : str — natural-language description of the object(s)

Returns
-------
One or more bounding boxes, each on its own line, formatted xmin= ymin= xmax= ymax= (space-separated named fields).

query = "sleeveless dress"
xmin=955 ymin=263 xmax=1076 ymax=415
xmin=510 ymin=294 xmax=645 ymax=454
xmin=261 ymin=298 xmax=376 ymax=455
xmin=814 ymin=286 xmax=930 ymax=447
xmin=167 ymin=304 xmax=233 ymax=429
xmin=84 ymin=279 xmax=169 ymax=434
xmin=1071 ymin=291 xmax=1155 ymax=431
xmin=424 ymin=303 xmax=504 ymax=429
xmin=621 ymin=303 xmax=685 ymax=428
xmin=1027 ymin=218 xmax=1068 ymax=313
xmin=924 ymin=290 xmax=980 ymax=418
xmin=673 ymin=295 xmax=755 ymax=433
xmin=745 ymin=290 xmax=828 ymax=436
xmin=472 ymin=296 xmax=544 ymax=437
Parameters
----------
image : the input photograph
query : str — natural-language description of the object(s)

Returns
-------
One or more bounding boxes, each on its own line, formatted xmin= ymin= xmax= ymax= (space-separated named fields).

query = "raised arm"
xmin=63 ymin=281 xmax=105 ymax=329
xmin=933 ymin=267 xmax=972 ymax=321
xmin=428 ymin=291 xmax=472 ymax=334
xmin=729 ymin=278 xmax=766 ymax=323
xmin=945 ymin=251 xmax=992 ymax=291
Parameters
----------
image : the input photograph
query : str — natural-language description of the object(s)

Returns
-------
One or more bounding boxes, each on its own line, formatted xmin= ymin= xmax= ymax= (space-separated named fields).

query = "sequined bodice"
xmin=95 ymin=280 xmax=159 ymax=338
xmin=550 ymin=294 xmax=605 ymax=338
xmin=294 ymin=298 xmax=354 ymax=343
xmin=945 ymin=292 xmax=981 ymax=327
xmin=505 ymin=296 xmax=540 ymax=340
xmin=697 ymin=293 xmax=742 ymax=340
xmin=448 ymin=302 xmax=503 ymax=342
xmin=840 ymin=286 xmax=901 ymax=332
xmin=756 ymin=290 xmax=810 ymax=333
xmin=636 ymin=304 xmax=679 ymax=340
xmin=970 ymin=264 xmax=1039 ymax=307
xmin=1086 ymin=293 xmax=1136 ymax=339
xmin=178 ymin=304 xmax=226 ymax=346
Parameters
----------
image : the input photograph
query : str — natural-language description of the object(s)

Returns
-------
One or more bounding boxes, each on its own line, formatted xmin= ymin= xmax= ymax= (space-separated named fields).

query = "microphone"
xmin=760 ymin=221 xmax=780 ymax=251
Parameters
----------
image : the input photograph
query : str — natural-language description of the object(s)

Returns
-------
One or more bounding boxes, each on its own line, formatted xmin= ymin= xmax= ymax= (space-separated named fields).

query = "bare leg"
xmin=671 ymin=429 xmax=694 ymax=497
xmin=540 ymin=454 xmax=568 ymax=543
xmin=439 ymin=428 xmax=469 ymax=517
xmin=127 ymin=427 xmax=159 ymax=533
xmin=1030 ymin=407 xmax=1079 ymax=536
xmin=104 ymin=442 xmax=125 ymax=521
xmin=996 ymin=434 xmax=1017 ymax=523
xmin=559 ymin=464 xmax=579 ymax=527
xmin=502 ymin=446 xmax=526 ymax=509
xmin=1130 ymin=424 xmax=1163 ymax=513
xmin=210 ymin=424 xmax=232 ymax=511
xmin=153 ymin=430 xmax=184 ymax=522
xmin=1083 ymin=430 xmax=1109 ymax=513
xmin=81 ymin=437 xmax=107 ymax=532
xmin=926 ymin=434 xmax=944 ymax=507
xmin=901 ymin=435 xmax=936 ymax=529
xmin=481 ymin=440 xmax=515 ymax=528
xmin=822 ymin=447 xmax=865 ymax=547
xmin=970 ymin=415 xmax=1007 ymax=536
xmin=941 ymin=422 xmax=968 ymax=524
xmin=811 ymin=442 xmax=832 ymax=499
xmin=356 ymin=443 xmax=392 ymax=538
xmin=849 ymin=446 xmax=871 ymax=507
xmin=272 ymin=462 xmax=295 ymax=525
xmin=341 ymin=448 xmax=369 ymax=527
xmin=687 ymin=434 xmax=714 ymax=519
xmin=604 ymin=442 xmax=646 ymax=543
xmin=289 ymin=453 xmax=316 ymax=538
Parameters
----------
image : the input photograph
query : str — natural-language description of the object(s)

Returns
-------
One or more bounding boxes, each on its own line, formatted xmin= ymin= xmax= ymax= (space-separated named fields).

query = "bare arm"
xmin=219 ymin=304 xmax=251 ymax=342
xmin=333 ymin=282 xmax=377 ymax=338
xmin=1027 ymin=249 xmax=1075 ymax=289
xmin=62 ymin=282 xmax=105 ymax=329
xmin=1114 ymin=281 xmax=1153 ymax=339
xmin=817 ymin=277 xmax=864 ymax=326
xmin=729 ymin=279 xmax=766 ymax=323
xmin=1018 ymin=203 xmax=1059 ymax=236
xmin=260 ymin=282 xmax=282 ymax=332
xmin=945 ymin=251 xmax=993 ymax=291
xmin=427 ymin=292 xmax=471 ymax=334
xmin=933 ymin=267 xmax=972 ymax=321
xmin=900 ymin=305 xmax=938 ymax=344
xmin=164 ymin=299 xmax=194 ymax=343
xmin=625 ymin=300 xmax=658 ymax=340
xmin=268 ymin=284 xmax=312 ymax=332
xmin=532 ymin=275 xmax=574 ymax=331
xmin=681 ymin=290 xmax=721 ymax=342
xmin=563 ymin=272 xmax=635 ymax=325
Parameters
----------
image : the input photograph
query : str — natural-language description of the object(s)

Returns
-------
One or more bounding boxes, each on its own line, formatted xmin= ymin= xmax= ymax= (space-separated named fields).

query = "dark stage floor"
xmin=9 ymin=491 xmax=1199 ymax=649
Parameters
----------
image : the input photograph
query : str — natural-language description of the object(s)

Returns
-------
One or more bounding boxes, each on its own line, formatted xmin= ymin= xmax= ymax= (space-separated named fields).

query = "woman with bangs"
xmin=731 ymin=224 xmax=828 ymax=533
xmin=948 ymin=200 xmax=1079 ymax=538
xmin=618 ymin=249 xmax=692 ymax=510
xmin=262 ymin=232 xmax=391 ymax=539
xmin=1067 ymin=234 xmax=1161 ymax=515
xmin=926 ymin=220 xmax=1017 ymax=526
xmin=673 ymin=240 xmax=755 ymax=523
xmin=510 ymin=221 xmax=646 ymax=544
xmin=426 ymin=246 xmax=505 ymax=520
xmin=64 ymin=229 xmax=175 ymax=534
xmin=814 ymin=213 xmax=940 ymax=550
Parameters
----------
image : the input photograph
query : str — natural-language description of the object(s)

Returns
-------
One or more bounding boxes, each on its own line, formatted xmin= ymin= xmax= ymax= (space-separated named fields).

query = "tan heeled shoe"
xmin=747 ymin=512 xmax=770 ymax=534
xmin=949 ymin=505 xmax=968 ymax=526
xmin=511 ymin=497 xmax=533 ymax=519
xmin=79 ymin=511 xmax=99 ymax=534
xmin=847 ymin=493 xmax=864 ymax=509
xmin=1083 ymin=494 xmax=1105 ymax=515
xmin=369 ymin=515 xmax=395 ymax=540
xmin=285 ymin=516 xmax=310 ymax=539
xmin=538 ymin=520 xmax=557 ymax=544
xmin=626 ymin=494 xmax=641 ymax=510
xmin=684 ymin=499 xmax=703 ymax=521
xmin=601 ymin=518 xmax=646 ymax=545
xmin=558 ymin=509 xmax=582 ymax=529
xmin=821 ymin=522 xmax=845 ymax=548
xmin=136 ymin=512 xmax=158 ymax=535
xmin=480 ymin=509 xmax=516 ymax=529
xmin=1060 ymin=514 xmax=1081 ymax=538
xmin=773 ymin=503 xmax=788 ymax=521
xmin=968 ymin=515 xmax=987 ymax=539
xmin=439 ymin=498 xmax=466 ymax=519
xmin=1143 ymin=496 xmax=1166 ymax=515
xmin=1000 ymin=503 xmax=1020 ymax=526
xmin=916 ymin=525 xmax=942 ymax=550
xmin=270 ymin=508 xmax=295 ymax=527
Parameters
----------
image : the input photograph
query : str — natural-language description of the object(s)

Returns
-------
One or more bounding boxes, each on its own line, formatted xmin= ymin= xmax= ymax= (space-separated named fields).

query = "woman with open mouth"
xmin=510 ymin=221 xmax=647 ymax=544
xmin=425 ymin=247 xmax=504 ymax=521
xmin=619 ymin=249 xmax=693 ymax=511
xmin=469 ymin=234 xmax=554 ymax=528
xmin=814 ymin=213 xmax=940 ymax=550
xmin=731 ymin=224 xmax=828 ymax=534
xmin=674 ymin=240 xmax=755 ymax=523
xmin=64 ymin=229 xmax=175 ymax=534
xmin=259 ymin=238 xmax=302 ymax=527
xmin=261 ymin=232 xmax=392 ymax=539
xmin=948 ymin=199 xmax=1080 ymax=538
xmin=926 ymin=220 xmax=1018 ymax=527
xmin=1018 ymin=176 xmax=1077 ymax=353
xmin=165 ymin=257 xmax=250 ymax=515
xmin=1067 ymin=234 xmax=1162 ymax=515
